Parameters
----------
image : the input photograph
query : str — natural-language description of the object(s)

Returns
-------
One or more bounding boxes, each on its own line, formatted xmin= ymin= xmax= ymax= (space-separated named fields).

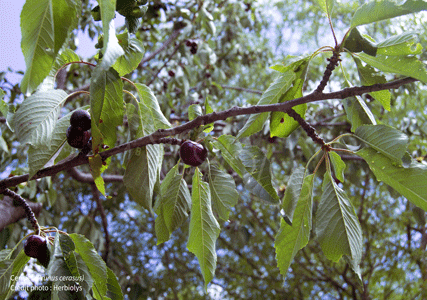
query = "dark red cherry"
xmin=70 ymin=110 xmax=91 ymax=131
xmin=24 ymin=235 xmax=50 ymax=267
xmin=180 ymin=140 xmax=208 ymax=167
xmin=66 ymin=126 xmax=91 ymax=149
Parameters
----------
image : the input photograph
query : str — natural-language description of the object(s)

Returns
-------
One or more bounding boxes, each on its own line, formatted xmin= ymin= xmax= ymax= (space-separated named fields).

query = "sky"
xmin=0 ymin=0 xmax=125 ymax=87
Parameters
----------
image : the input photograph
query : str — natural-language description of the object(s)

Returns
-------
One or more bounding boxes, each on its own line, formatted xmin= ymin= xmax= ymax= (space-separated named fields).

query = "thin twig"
xmin=139 ymin=29 xmax=182 ymax=67
xmin=0 ymin=77 xmax=418 ymax=190
xmin=221 ymin=85 xmax=263 ymax=95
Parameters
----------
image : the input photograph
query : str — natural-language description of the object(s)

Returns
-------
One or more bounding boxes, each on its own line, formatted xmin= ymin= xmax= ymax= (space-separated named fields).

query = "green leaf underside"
xmin=354 ymin=124 xmax=408 ymax=164
xmin=188 ymin=104 xmax=203 ymax=121
xmin=99 ymin=0 xmax=124 ymax=70
xmin=113 ymin=31 xmax=144 ymax=76
xmin=208 ymin=164 xmax=239 ymax=222
xmin=134 ymin=83 xmax=171 ymax=130
xmin=282 ymin=166 xmax=305 ymax=225
xmin=155 ymin=163 xmax=191 ymax=244
xmin=187 ymin=169 xmax=221 ymax=290
xmin=315 ymin=0 xmax=334 ymax=15
xmin=212 ymin=135 xmax=246 ymax=178
xmin=329 ymin=152 xmax=346 ymax=183
xmin=70 ymin=234 xmax=107 ymax=298
xmin=350 ymin=0 xmax=427 ymax=28
xmin=275 ymin=174 xmax=314 ymax=277
xmin=357 ymin=148 xmax=427 ymax=211
xmin=14 ymin=89 xmax=68 ymax=147
xmin=376 ymin=32 xmax=423 ymax=56
xmin=236 ymin=71 xmax=295 ymax=139
xmin=124 ymin=145 xmax=162 ymax=212
xmin=0 ymin=259 xmax=13 ymax=294
xmin=355 ymin=52 xmax=427 ymax=83
xmin=20 ymin=0 xmax=80 ymax=94
xmin=315 ymin=174 xmax=362 ymax=280
xmin=239 ymin=146 xmax=279 ymax=204
xmin=90 ymin=68 xmax=124 ymax=150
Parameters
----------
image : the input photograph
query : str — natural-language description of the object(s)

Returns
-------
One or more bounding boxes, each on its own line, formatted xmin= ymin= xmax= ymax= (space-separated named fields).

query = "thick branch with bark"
xmin=0 ymin=194 xmax=42 ymax=232
xmin=0 ymin=77 xmax=418 ymax=191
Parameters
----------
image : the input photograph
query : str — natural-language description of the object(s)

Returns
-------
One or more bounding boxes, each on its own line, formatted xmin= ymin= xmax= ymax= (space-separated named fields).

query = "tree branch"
xmin=67 ymin=168 xmax=123 ymax=183
xmin=0 ymin=77 xmax=418 ymax=190
xmin=0 ymin=193 xmax=42 ymax=232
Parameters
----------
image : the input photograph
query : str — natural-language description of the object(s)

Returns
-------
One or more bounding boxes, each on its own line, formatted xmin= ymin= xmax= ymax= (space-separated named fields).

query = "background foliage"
xmin=1 ymin=0 xmax=427 ymax=299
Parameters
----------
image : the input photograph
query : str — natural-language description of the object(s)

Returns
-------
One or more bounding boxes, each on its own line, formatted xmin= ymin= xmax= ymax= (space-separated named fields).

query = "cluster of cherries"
xmin=66 ymin=110 xmax=92 ymax=149
xmin=64 ymin=109 xmax=208 ymax=166
xmin=186 ymin=39 xmax=198 ymax=54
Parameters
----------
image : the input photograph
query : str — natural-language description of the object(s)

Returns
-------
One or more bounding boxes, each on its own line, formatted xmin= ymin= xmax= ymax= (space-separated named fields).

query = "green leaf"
xmin=98 ymin=0 xmax=124 ymax=70
xmin=155 ymin=163 xmax=191 ymax=244
xmin=58 ymin=234 xmax=80 ymax=278
xmin=188 ymin=104 xmax=203 ymax=121
xmin=353 ymin=57 xmax=390 ymax=110
xmin=187 ymin=168 xmax=220 ymax=290
xmin=275 ymin=174 xmax=314 ymax=277
xmin=281 ymin=166 xmax=305 ymax=225
xmin=203 ymin=96 xmax=214 ymax=133
xmin=0 ymin=90 xmax=7 ymax=117
xmin=48 ymin=254 xmax=86 ymax=299
xmin=239 ymin=146 xmax=279 ymax=204
xmin=14 ymin=89 xmax=68 ymax=147
xmin=208 ymin=164 xmax=239 ymax=222
xmin=211 ymin=135 xmax=246 ymax=178
xmin=113 ymin=31 xmax=144 ymax=76
xmin=106 ymin=267 xmax=124 ymax=300
xmin=350 ymin=0 xmax=427 ymax=28
xmin=329 ymin=152 xmax=346 ymax=182
xmin=90 ymin=68 xmax=124 ymax=149
xmin=357 ymin=148 xmax=427 ymax=211
xmin=20 ymin=0 xmax=80 ymax=94
xmin=270 ymin=57 xmax=311 ymax=138
xmin=344 ymin=28 xmax=377 ymax=56
xmin=354 ymin=124 xmax=408 ymax=164
xmin=70 ymin=234 xmax=107 ymax=298
xmin=354 ymin=51 xmax=427 ymax=83
xmin=236 ymin=71 xmax=295 ymax=139
xmin=315 ymin=174 xmax=362 ymax=280
xmin=0 ymin=250 xmax=30 ymax=298
xmin=376 ymin=31 xmax=423 ymax=56
xmin=89 ymin=154 xmax=107 ymax=196
xmin=134 ymin=83 xmax=171 ymax=130
xmin=0 ymin=259 xmax=13 ymax=294
xmin=124 ymin=145 xmax=162 ymax=212
xmin=314 ymin=0 xmax=334 ymax=15
xmin=343 ymin=96 xmax=376 ymax=132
